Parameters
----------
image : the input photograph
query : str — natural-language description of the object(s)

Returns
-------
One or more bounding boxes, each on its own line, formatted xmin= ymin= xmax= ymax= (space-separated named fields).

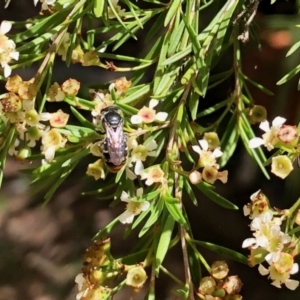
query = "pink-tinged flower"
xmin=140 ymin=165 xmax=166 ymax=186
xmin=129 ymin=139 xmax=157 ymax=175
xmin=47 ymin=82 xmax=65 ymax=102
xmin=192 ymin=139 xmax=223 ymax=168
xmin=46 ymin=109 xmax=69 ymax=128
xmin=202 ymin=166 xmax=228 ymax=184
xmin=119 ymin=188 xmax=150 ymax=224
xmin=258 ymin=253 xmax=299 ymax=290
xmin=0 ymin=21 xmax=19 ymax=77
xmin=130 ymin=99 xmax=168 ymax=124
xmin=249 ymin=117 xmax=286 ymax=151
xmin=243 ymin=189 xmax=270 ymax=219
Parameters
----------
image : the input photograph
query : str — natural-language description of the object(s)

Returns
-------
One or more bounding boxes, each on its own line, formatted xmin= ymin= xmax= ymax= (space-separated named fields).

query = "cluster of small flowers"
xmin=188 ymin=132 xmax=228 ymax=185
xmin=75 ymin=238 xmax=147 ymax=300
xmin=0 ymin=76 xmax=79 ymax=162
xmin=52 ymin=31 xmax=106 ymax=66
xmin=87 ymin=80 xmax=168 ymax=184
xmin=196 ymin=261 xmax=243 ymax=300
xmin=0 ymin=21 xmax=19 ymax=78
xmin=249 ymin=116 xmax=299 ymax=179
xmin=242 ymin=190 xmax=299 ymax=290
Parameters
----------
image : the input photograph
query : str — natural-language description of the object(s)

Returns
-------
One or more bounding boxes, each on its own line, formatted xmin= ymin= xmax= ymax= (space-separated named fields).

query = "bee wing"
xmin=105 ymin=125 xmax=126 ymax=166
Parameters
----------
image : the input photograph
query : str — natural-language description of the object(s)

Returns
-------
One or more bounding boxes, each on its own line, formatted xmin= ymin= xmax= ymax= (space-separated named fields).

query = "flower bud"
xmin=248 ymin=105 xmax=267 ymax=124
xmin=211 ymin=261 xmax=229 ymax=280
xmin=277 ymin=125 xmax=298 ymax=147
xmin=16 ymin=146 xmax=31 ymax=161
xmin=198 ymin=276 xmax=216 ymax=295
xmin=222 ymin=275 xmax=243 ymax=295
xmin=1 ymin=93 xmax=22 ymax=112
xmin=189 ymin=170 xmax=202 ymax=184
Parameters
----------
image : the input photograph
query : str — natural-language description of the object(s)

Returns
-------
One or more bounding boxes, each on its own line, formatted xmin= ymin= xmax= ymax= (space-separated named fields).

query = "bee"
xmin=99 ymin=106 xmax=128 ymax=172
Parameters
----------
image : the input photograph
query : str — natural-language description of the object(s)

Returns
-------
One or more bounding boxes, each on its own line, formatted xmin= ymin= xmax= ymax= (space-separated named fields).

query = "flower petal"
xmin=134 ymin=160 xmax=144 ymax=175
xmin=120 ymin=191 xmax=130 ymax=202
xmin=119 ymin=210 xmax=134 ymax=224
xmin=242 ymin=238 xmax=256 ymax=248
xmin=259 ymin=120 xmax=270 ymax=132
xmin=0 ymin=20 xmax=12 ymax=34
xmin=126 ymin=167 xmax=137 ymax=180
xmin=290 ymin=263 xmax=299 ymax=275
xmin=149 ymin=99 xmax=158 ymax=109
xmin=136 ymin=187 xmax=143 ymax=197
xmin=199 ymin=139 xmax=209 ymax=150
xmin=155 ymin=112 xmax=168 ymax=122
xmin=272 ymin=116 xmax=286 ymax=128
xmin=145 ymin=139 xmax=157 ymax=151
xmin=258 ymin=264 xmax=269 ymax=276
xmin=140 ymin=201 xmax=150 ymax=211
xmin=192 ymin=145 xmax=201 ymax=155
xmin=212 ymin=148 xmax=223 ymax=158
xmin=131 ymin=115 xmax=142 ymax=124
xmin=285 ymin=279 xmax=300 ymax=290
xmin=249 ymin=137 xmax=265 ymax=148
xmin=3 ymin=64 xmax=11 ymax=78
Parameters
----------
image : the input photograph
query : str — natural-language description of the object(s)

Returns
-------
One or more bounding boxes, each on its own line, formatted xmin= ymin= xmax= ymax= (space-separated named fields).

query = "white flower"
xmin=140 ymin=165 xmax=166 ymax=186
xmin=107 ymin=0 xmax=126 ymax=18
xmin=249 ymin=116 xmax=286 ymax=151
xmin=75 ymin=273 xmax=88 ymax=300
xmin=192 ymin=139 xmax=223 ymax=168
xmin=119 ymin=188 xmax=150 ymax=224
xmin=34 ymin=0 xmax=56 ymax=10
xmin=130 ymin=99 xmax=168 ymax=124
xmin=0 ymin=21 xmax=19 ymax=77
xmin=129 ymin=139 xmax=157 ymax=175
xmin=258 ymin=253 xmax=299 ymax=290
xmin=242 ymin=211 xmax=291 ymax=264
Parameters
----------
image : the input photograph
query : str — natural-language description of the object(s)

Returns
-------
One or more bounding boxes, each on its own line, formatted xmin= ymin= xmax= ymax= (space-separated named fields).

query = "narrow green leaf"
xmin=277 ymin=64 xmax=300 ymax=85
xmin=122 ymin=84 xmax=151 ymax=104
xmin=70 ymin=107 xmax=95 ymax=129
xmin=93 ymin=0 xmax=104 ymax=17
xmin=195 ymin=183 xmax=238 ymax=210
xmin=164 ymin=0 xmax=181 ymax=26
xmin=243 ymin=74 xmax=274 ymax=96
xmin=131 ymin=189 xmax=161 ymax=202
xmin=194 ymin=240 xmax=248 ymax=264
xmin=183 ymin=179 xmax=198 ymax=206
xmin=138 ymin=199 xmax=164 ymax=237
xmin=286 ymin=40 xmax=300 ymax=57
xmin=168 ymin=19 xmax=185 ymax=56
xmin=188 ymin=88 xmax=199 ymax=120
xmin=93 ymin=218 xmax=120 ymax=240
xmin=164 ymin=196 xmax=188 ymax=229
xmin=155 ymin=214 xmax=175 ymax=272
